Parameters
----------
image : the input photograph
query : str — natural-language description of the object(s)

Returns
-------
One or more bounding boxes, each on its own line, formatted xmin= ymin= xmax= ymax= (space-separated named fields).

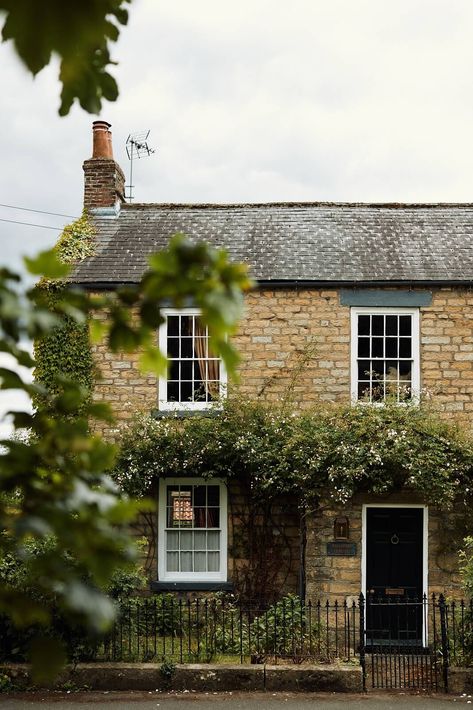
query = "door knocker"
xmin=391 ymin=533 xmax=400 ymax=545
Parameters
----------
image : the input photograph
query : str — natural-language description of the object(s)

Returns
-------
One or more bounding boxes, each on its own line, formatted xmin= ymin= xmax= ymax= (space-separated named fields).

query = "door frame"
xmin=361 ymin=503 xmax=429 ymax=646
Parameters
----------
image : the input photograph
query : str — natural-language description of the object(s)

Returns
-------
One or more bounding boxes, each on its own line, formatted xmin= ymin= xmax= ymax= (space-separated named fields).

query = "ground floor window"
xmin=157 ymin=478 xmax=227 ymax=582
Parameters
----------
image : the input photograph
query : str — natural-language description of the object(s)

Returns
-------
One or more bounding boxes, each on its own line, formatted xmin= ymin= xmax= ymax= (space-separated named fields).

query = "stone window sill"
xmin=150 ymin=581 xmax=234 ymax=593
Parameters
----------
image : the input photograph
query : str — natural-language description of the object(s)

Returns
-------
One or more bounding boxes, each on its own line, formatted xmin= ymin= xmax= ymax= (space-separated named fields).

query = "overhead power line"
xmin=0 ymin=217 xmax=63 ymax=231
xmin=0 ymin=203 xmax=77 ymax=219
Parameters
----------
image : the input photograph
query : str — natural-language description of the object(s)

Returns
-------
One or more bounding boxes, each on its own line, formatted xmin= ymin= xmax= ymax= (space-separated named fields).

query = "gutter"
xmin=71 ymin=279 xmax=473 ymax=290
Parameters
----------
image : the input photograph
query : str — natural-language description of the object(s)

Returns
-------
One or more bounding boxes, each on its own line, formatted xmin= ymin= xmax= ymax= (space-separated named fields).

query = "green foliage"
xmin=113 ymin=397 xmax=473 ymax=510
xmin=0 ymin=536 xmax=148 ymax=664
xmin=159 ymin=659 xmax=176 ymax=680
xmin=0 ymin=673 xmax=13 ymax=692
xmin=54 ymin=212 xmax=96 ymax=264
xmin=460 ymin=537 xmax=473 ymax=599
xmin=33 ymin=212 xmax=96 ymax=411
xmin=251 ymin=594 xmax=316 ymax=659
xmin=0 ymin=239 xmax=250 ymax=674
xmin=0 ymin=0 xmax=130 ymax=115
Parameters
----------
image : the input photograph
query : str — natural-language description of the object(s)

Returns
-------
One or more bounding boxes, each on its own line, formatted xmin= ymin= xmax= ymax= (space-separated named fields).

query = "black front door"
xmin=366 ymin=507 xmax=424 ymax=646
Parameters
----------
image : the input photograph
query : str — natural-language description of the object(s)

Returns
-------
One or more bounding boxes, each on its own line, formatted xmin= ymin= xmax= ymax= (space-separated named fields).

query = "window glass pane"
xmin=194 ymin=507 xmax=207 ymax=527
xmin=386 ymin=315 xmax=398 ymax=336
xmin=358 ymin=360 xmax=371 ymax=380
xmin=167 ymin=338 xmax=179 ymax=358
xmin=181 ymin=338 xmax=193 ymax=358
xmin=180 ymin=530 xmax=192 ymax=550
xmin=181 ymin=315 xmax=192 ymax=336
xmin=193 ymin=382 xmax=206 ymax=402
xmin=385 ymin=337 xmax=398 ymax=358
xmin=167 ymin=316 xmax=179 ymax=336
xmin=169 ymin=360 xmax=180 ymax=380
xmin=208 ymin=552 xmax=220 ymax=572
xmin=207 ymin=531 xmax=220 ymax=550
xmin=194 ymin=531 xmax=206 ymax=549
xmin=207 ymin=486 xmax=220 ymax=507
xmin=167 ymin=552 xmax=179 ymax=572
xmin=372 ymin=337 xmax=383 ymax=358
xmin=169 ymin=489 xmax=192 ymax=528
xmin=181 ymin=360 xmax=192 ymax=380
xmin=399 ymin=361 xmax=412 ymax=378
xmin=180 ymin=551 xmax=192 ymax=572
xmin=399 ymin=382 xmax=412 ymax=401
xmin=207 ymin=508 xmax=220 ymax=528
xmin=372 ymin=315 xmax=384 ymax=336
xmin=194 ymin=552 xmax=207 ymax=572
xmin=358 ymin=315 xmax=370 ymax=335
xmin=167 ymin=381 xmax=179 ymax=402
xmin=385 ymin=361 xmax=399 ymax=380
xmin=358 ymin=337 xmax=370 ymax=358
xmin=372 ymin=381 xmax=385 ymax=401
xmin=208 ymin=360 xmax=220 ymax=381
xmin=195 ymin=337 xmax=207 ymax=359
xmin=166 ymin=531 xmax=179 ymax=550
xmin=371 ymin=360 xmax=384 ymax=380
xmin=399 ymin=315 xmax=412 ymax=336
xmin=194 ymin=486 xmax=206 ymax=506
xmin=180 ymin=381 xmax=193 ymax=402
xmin=399 ymin=338 xmax=412 ymax=358
xmin=358 ymin=382 xmax=371 ymax=400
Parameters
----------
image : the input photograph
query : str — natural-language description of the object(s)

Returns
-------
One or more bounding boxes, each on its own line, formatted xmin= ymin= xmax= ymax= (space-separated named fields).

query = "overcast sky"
xmin=1 ymin=0 xmax=473 ymax=430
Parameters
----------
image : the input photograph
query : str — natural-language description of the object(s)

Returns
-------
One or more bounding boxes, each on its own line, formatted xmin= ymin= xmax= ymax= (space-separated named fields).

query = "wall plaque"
xmin=327 ymin=541 xmax=357 ymax=557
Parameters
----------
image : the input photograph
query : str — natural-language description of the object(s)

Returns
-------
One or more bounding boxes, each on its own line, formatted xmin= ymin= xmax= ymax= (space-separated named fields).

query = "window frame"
xmin=350 ymin=306 xmax=420 ymax=404
xmin=158 ymin=308 xmax=227 ymax=411
xmin=157 ymin=477 xmax=228 ymax=583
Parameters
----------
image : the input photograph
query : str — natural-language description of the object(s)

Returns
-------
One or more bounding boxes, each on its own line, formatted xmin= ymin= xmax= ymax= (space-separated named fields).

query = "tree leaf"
xmin=24 ymin=249 xmax=70 ymax=279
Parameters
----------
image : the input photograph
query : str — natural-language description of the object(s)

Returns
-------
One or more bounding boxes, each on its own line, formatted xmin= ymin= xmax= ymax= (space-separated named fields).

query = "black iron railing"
xmin=0 ymin=594 xmax=471 ymax=680
xmin=97 ymin=596 xmax=362 ymax=664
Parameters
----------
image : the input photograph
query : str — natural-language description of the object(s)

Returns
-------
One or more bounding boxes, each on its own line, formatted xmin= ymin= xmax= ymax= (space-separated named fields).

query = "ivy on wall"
xmin=33 ymin=212 xmax=95 ymax=411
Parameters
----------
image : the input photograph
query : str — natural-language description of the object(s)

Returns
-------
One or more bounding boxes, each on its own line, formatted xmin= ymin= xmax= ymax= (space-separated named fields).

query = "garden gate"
xmin=359 ymin=594 xmax=449 ymax=692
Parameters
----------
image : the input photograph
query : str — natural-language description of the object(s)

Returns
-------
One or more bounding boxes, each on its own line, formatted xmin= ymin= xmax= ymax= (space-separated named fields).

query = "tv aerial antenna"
xmin=125 ymin=130 xmax=156 ymax=202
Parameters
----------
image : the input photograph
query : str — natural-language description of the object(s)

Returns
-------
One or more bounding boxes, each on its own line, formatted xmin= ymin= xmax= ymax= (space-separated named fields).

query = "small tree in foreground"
xmin=0 ymin=238 xmax=251 ymax=678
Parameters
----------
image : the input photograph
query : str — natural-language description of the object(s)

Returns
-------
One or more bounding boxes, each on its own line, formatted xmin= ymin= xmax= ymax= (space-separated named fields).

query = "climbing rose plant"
xmin=113 ymin=397 xmax=473 ymax=510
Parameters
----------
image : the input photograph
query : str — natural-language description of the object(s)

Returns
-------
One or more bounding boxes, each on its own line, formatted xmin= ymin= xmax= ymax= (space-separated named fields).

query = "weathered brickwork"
xmin=83 ymin=158 xmax=125 ymax=211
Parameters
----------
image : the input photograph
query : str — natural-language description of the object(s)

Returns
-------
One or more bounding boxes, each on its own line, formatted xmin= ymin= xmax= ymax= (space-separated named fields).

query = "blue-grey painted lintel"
xmin=340 ymin=289 xmax=432 ymax=307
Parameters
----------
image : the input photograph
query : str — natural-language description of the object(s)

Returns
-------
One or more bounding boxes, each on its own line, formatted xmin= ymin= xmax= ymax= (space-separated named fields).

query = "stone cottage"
xmin=72 ymin=120 xmax=473 ymax=621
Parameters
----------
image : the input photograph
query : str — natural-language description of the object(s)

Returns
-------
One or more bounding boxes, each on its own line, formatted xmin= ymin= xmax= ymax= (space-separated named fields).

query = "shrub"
xmin=250 ymin=594 xmax=318 ymax=660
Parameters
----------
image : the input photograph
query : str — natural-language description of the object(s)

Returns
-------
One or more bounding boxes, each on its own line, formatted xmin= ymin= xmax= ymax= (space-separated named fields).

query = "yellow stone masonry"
xmin=92 ymin=287 xmax=473 ymax=433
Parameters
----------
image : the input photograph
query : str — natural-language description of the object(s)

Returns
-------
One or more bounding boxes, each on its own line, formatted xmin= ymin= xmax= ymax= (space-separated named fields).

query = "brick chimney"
xmin=83 ymin=121 xmax=125 ymax=213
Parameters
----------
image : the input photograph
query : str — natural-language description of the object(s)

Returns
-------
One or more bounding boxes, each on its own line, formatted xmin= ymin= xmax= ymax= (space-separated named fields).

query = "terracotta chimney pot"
xmin=92 ymin=120 xmax=114 ymax=159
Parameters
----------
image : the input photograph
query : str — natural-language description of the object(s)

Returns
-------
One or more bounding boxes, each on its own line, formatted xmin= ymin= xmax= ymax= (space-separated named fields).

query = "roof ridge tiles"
xmin=121 ymin=201 xmax=473 ymax=210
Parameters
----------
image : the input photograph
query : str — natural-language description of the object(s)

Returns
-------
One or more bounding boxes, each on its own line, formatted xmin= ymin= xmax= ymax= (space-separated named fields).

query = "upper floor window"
xmin=158 ymin=308 xmax=227 ymax=410
xmin=350 ymin=307 xmax=420 ymax=403
xmin=157 ymin=478 xmax=227 ymax=583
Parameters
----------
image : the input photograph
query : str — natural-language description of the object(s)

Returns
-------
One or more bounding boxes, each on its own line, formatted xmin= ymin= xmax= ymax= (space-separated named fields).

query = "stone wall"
xmin=90 ymin=286 xmax=473 ymax=597
xmin=305 ymin=492 xmax=463 ymax=602
xmin=91 ymin=287 xmax=473 ymax=435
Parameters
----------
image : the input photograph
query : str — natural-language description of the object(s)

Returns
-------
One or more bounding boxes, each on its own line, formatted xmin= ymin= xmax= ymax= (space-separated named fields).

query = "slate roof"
xmin=71 ymin=202 xmax=473 ymax=285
